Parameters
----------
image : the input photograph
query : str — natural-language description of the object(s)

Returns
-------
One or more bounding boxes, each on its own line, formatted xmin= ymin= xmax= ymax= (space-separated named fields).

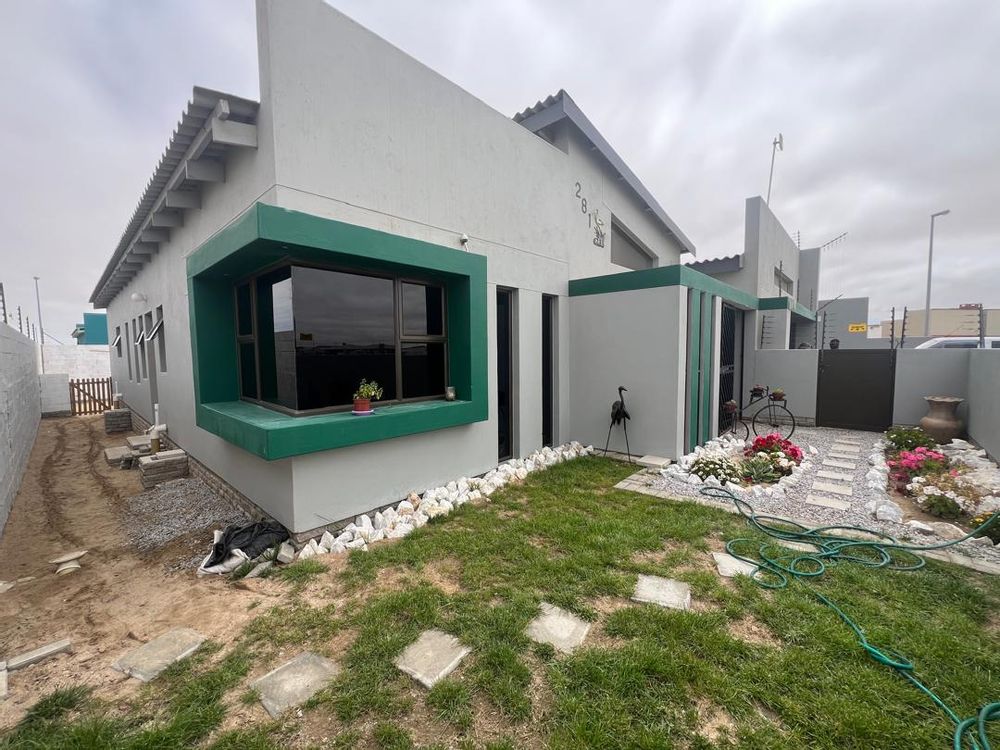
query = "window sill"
xmin=196 ymin=398 xmax=487 ymax=460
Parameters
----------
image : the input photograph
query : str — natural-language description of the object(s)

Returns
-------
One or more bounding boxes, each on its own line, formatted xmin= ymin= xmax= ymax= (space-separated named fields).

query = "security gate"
xmin=717 ymin=304 xmax=743 ymax=433
xmin=816 ymin=350 xmax=896 ymax=431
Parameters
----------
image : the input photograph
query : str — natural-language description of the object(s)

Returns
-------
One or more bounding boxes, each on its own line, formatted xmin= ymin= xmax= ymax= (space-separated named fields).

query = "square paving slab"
xmin=812 ymin=481 xmax=853 ymax=496
xmin=637 ymin=455 xmax=671 ymax=469
xmin=113 ymin=628 xmax=204 ymax=682
xmin=822 ymin=459 xmax=857 ymax=470
xmin=631 ymin=575 xmax=691 ymax=610
xmin=830 ymin=444 xmax=861 ymax=454
xmin=395 ymin=629 xmax=470 ymax=688
xmin=805 ymin=494 xmax=851 ymax=510
xmin=104 ymin=446 xmax=130 ymax=464
xmin=712 ymin=552 xmax=758 ymax=578
xmin=816 ymin=470 xmax=854 ymax=482
xmin=525 ymin=603 xmax=591 ymax=653
xmin=253 ymin=652 xmax=339 ymax=718
xmin=125 ymin=435 xmax=151 ymax=449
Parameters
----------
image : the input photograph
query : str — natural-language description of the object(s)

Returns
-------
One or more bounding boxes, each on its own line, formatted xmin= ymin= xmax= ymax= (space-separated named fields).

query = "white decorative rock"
xmin=298 ymin=544 xmax=317 ymax=560
xmin=928 ymin=522 xmax=965 ymax=540
xmin=335 ymin=530 xmax=353 ymax=544
xmin=388 ymin=523 xmax=414 ymax=539
xmin=875 ymin=502 xmax=903 ymax=523
xmin=397 ymin=500 xmax=415 ymax=515
xmin=356 ymin=515 xmax=373 ymax=532
xmin=369 ymin=529 xmax=385 ymax=543
xmin=320 ymin=531 xmax=336 ymax=551
xmin=412 ymin=512 xmax=428 ymax=527
xmin=276 ymin=542 xmax=296 ymax=564
xmin=345 ymin=537 xmax=367 ymax=550
xmin=329 ymin=542 xmax=347 ymax=554
xmin=373 ymin=511 xmax=386 ymax=530
xmin=905 ymin=520 xmax=935 ymax=535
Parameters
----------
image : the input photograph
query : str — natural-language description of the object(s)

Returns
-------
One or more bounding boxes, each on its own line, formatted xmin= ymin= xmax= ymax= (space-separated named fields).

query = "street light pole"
xmin=923 ymin=210 xmax=950 ymax=337
xmin=33 ymin=276 xmax=46 ymax=373
xmin=766 ymin=133 xmax=784 ymax=204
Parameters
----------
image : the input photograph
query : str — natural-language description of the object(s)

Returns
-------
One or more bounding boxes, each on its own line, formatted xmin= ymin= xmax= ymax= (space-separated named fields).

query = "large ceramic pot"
xmin=919 ymin=396 xmax=964 ymax=443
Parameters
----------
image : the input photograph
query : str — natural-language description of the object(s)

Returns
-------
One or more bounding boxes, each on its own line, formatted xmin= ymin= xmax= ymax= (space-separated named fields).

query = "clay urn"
xmin=919 ymin=396 xmax=964 ymax=443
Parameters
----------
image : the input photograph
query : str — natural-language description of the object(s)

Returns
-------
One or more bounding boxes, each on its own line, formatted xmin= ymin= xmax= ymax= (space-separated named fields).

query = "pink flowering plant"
xmin=886 ymin=446 xmax=948 ymax=487
xmin=745 ymin=433 xmax=804 ymax=464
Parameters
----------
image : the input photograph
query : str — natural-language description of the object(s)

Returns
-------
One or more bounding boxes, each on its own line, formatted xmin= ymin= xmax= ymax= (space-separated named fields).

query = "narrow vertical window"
xmin=236 ymin=282 xmax=258 ymax=399
xmin=112 ymin=326 xmax=122 ymax=357
xmin=149 ymin=306 xmax=166 ymax=373
xmin=137 ymin=316 xmax=147 ymax=380
xmin=125 ymin=322 xmax=133 ymax=380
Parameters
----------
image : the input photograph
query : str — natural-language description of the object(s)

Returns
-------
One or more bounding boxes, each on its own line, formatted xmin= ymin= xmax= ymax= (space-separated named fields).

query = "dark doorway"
xmin=816 ymin=349 xmax=896 ymax=431
xmin=542 ymin=295 xmax=555 ymax=447
xmin=717 ymin=304 xmax=743 ymax=432
xmin=497 ymin=288 xmax=514 ymax=461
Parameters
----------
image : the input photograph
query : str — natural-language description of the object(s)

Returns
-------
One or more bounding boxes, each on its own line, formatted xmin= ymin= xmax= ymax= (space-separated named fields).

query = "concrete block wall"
xmin=892 ymin=349 xmax=971 ymax=426
xmin=0 ymin=324 xmax=41 ymax=533
xmin=967 ymin=351 xmax=1000 ymax=460
xmin=745 ymin=349 xmax=818 ymax=423
xmin=39 ymin=373 xmax=71 ymax=415
xmin=40 ymin=344 xmax=111 ymax=379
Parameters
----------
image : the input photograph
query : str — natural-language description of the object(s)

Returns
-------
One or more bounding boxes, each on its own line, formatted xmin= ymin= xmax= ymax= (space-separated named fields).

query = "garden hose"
xmin=698 ymin=486 xmax=999 ymax=749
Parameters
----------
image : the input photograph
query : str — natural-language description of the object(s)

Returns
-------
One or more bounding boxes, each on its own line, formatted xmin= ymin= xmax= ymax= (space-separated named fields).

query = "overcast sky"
xmin=1 ymin=0 xmax=997 ymax=342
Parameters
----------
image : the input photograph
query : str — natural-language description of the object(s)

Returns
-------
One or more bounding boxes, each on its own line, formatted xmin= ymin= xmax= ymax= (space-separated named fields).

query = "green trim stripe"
xmin=686 ymin=289 xmax=702 ymax=453
xmin=568 ymin=264 xmax=816 ymax=321
xmin=699 ymin=293 xmax=714 ymax=445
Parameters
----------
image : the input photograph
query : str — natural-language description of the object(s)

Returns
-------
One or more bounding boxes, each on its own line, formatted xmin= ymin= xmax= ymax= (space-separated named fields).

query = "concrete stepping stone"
xmin=48 ymin=550 xmax=87 ymax=565
xmin=805 ymin=494 xmax=851 ymax=510
xmin=525 ymin=602 xmax=591 ymax=653
xmin=126 ymin=435 xmax=151 ymax=450
xmin=104 ymin=446 xmax=131 ymax=464
xmin=113 ymin=628 xmax=205 ymax=682
xmin=712 ymin=552 xmax=757 ymax=578
xmin=822 ymin=459 xmax=857 ymax=470
xmin=395 ymin=629 xmax=470 ymax=688
xmin=830 ymin=444 xmax=861 ymax=454
xmin=816 ymin=470 xmax=854 ymax=482
xmin=774 ymin=540 xmax=820 ymax=554
xmin=833 ymin=438 xmax=862 ymax=445
xmin=631 ymin=575 xmax=691 ymax=610
xmin=637 ymin=455 xmax=671 ymax=469
xmin=812 ymin=481 xmax=853 ymax=496
xmin=7 ymin=639 xmax=72 ymax=670
xmin=253 ymin=652 xmax=339 ymax=718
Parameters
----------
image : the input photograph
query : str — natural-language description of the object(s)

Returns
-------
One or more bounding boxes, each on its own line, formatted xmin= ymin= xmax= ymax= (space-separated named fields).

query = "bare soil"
xmin=0 ymin=416 xmax=267 ymax=729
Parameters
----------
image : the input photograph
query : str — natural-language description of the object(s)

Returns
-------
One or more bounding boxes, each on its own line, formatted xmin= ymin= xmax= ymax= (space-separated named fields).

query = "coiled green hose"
xmin=698 ymin=486 xmax=999 ymax=749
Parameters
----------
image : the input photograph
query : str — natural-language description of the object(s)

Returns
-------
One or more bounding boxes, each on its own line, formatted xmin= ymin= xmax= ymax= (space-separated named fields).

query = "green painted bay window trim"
xmin=699 ymin=293 xmax=714 ymax=445
xmin=187 ymin=203 xmax=488 ymax=459
xmin=685 ymin=289 xmax=702 ymax=453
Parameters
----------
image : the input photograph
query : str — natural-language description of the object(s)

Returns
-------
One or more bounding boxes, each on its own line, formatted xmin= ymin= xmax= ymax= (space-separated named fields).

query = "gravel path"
xmin=122 ymin=477 xmax=250 ymax=555
xmin=642 ymin=426 xmax=1000 ymax=569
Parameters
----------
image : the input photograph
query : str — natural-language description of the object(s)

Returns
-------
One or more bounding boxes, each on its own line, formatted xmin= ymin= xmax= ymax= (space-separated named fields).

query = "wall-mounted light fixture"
xmin=130 ymin=292 xmax=147 ymax=303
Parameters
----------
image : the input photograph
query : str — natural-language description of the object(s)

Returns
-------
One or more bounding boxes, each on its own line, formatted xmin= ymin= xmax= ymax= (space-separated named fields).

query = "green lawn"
xmin=3 ymin=457 xmax=998 ymax=749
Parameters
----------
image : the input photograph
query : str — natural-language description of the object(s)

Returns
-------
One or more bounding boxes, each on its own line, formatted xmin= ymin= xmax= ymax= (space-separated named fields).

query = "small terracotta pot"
xmin=919 ymin=396 xmax=964 ymax=443
xmin=353 ymin=398 xmax=371 ymax=413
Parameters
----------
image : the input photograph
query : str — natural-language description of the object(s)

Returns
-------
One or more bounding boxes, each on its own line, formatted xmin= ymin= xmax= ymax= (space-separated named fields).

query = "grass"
xmin=3 ymin=456 xmax=999 ymax=749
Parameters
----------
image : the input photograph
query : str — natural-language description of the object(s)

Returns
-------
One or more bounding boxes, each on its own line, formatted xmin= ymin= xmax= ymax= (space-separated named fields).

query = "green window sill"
xmin=196 ymin=398 xmax=487 ymax=460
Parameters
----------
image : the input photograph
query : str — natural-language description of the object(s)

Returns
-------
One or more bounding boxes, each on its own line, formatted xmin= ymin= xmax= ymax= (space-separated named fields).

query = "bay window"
xmin=235 ymin=264 xmax=448 ymax=413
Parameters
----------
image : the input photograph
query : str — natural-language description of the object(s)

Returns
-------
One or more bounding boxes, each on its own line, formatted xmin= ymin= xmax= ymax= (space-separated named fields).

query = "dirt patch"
xmin=695 ymin=696 xmax=737 ymax=744
xmin=588 ymin=596 xmax=632 ymax=616
xmin=630 ymin=539 xmax=687 ymax=565
xmin=727 ymin=614 xmax=782 ymax=647
xmin=0 ymin=417 xmax=262 ymax=729
xmin=422 ymin=557 xmax=464 ymax=595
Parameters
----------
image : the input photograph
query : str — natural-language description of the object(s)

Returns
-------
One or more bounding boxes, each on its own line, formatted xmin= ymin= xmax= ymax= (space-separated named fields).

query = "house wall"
xmin=817 ymin=297 xmax=870 ymax=348
xmin=0 ymin=324 xmax=41 ymax=533
xmin=797 ymin=248 xmax=821 ymax=311
xmin=41 ymin=344 xmax=111 ymax=379
xmin=967 ymin=351 xmax=1000 ymax=459
xmin=568 ymin=286 xmax=687 ymax=459
xmin=746 ymin=197 xmax=800 ymax=299
xmin=39 ymin=373 xmax=71 ymax=415
xmin=745 ymin=349 xmax=818 ymax=423
xmin=892 ymin=349 xmax=970 ymax=426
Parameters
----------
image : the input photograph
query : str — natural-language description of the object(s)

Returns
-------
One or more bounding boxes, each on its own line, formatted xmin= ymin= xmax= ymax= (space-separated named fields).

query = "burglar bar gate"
xmin=69 ymin=377 xmax=114 ymax=416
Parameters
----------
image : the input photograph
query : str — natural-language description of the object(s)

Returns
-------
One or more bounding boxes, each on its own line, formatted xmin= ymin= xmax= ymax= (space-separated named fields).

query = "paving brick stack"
xmin=138 ymin=450 xmax=189 ymax=489
xmin=104 ymin=408 xmax=132 ymax=434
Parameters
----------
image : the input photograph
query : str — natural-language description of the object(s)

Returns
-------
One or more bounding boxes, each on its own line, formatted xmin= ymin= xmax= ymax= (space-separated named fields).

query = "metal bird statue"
xmin=604 ymin=385 xmax=633 ymax=462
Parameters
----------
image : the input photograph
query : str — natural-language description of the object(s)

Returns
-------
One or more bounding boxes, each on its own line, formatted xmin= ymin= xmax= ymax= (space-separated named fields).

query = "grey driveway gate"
xmin=816 ymin=349 xmax=896 ymax=431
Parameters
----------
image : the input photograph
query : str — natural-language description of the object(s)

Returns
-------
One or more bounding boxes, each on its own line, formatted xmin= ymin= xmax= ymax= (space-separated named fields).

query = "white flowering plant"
xmin=689 ymin=455 xmax=742 ymax=484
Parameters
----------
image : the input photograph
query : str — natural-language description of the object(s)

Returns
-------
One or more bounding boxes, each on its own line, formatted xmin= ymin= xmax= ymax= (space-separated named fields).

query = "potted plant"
xmin=353 ymin=379 xmax=383 ymax=414
xmin=769 ymin=387 xmax=786 ymax=401
xmin=723 ymin=399 xmax=738 ymax=413
xmin=751 ymin=384 xmax=766 ymax=398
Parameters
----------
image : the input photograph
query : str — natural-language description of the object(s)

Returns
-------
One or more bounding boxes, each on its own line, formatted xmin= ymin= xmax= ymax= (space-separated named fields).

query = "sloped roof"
xmin=514 ymin=90 xmax=695 ymax=255
xmin=685 ymin=254 xmax=743 ymax=275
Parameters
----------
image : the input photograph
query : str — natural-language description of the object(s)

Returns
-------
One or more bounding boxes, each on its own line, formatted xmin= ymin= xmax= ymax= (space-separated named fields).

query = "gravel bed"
xmin=122 ymin=477 xmax=250 ymax=555
xmin=649 ymin=426 xmax=1000 ymax=566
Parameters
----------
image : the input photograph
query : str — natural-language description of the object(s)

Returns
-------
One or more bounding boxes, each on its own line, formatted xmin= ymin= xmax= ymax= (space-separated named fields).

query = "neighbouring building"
xmin=70 ymin=312 xmax=109 ymax=345
xmin=90 ymin=0 xmax=815 ymax=535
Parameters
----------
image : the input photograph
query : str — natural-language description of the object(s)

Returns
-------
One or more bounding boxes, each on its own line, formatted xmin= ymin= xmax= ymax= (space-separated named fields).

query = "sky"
xmin=1 ymin=0 xmax=998 ymax=343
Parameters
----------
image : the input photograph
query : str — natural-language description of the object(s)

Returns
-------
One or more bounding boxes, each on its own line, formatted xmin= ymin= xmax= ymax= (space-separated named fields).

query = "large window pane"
xmin=256 ymin=267 xmax=295 ymax=408
xmin=401 ymin=282 xmax=444 ymax=336
xmin=293 ymin=266 xmax=396 ymax=409
xmin=401 ymin=342 xmax=446 ymax=398
xmin=239 ymin=342 xmax=258 ymax=398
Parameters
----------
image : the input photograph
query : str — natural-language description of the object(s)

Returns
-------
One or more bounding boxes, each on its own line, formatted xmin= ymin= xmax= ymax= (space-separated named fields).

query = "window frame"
xmin=112 ymin=327 xmax=122 ymax=354
xmin=234 ymin=260 xmax=449 ymax=416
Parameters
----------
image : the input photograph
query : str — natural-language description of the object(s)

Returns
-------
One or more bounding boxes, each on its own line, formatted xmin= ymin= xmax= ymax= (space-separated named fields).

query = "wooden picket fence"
xmin=69 ymin=377 xmax=114 ymax=416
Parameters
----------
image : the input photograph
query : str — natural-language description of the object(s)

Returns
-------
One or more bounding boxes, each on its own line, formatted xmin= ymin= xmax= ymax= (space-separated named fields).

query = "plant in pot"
xmin=353 ymin=379 xmax=383 ymax=414
xmin=723 ymin=399 xmax=738 ymax=414
xmin=751 ymin=384 xmax=766 ymax=398
xmin=769 ymin=387 xmax=786 ymax=401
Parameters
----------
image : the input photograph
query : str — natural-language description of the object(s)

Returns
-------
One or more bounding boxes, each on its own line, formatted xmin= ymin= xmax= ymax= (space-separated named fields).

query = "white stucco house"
xmin=91 ymin=0 xmax=816 ymax=534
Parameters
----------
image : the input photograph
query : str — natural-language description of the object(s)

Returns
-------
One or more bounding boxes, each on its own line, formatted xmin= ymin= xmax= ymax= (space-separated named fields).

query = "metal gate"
xmin=816 ymin=350 xmax=895 ymax=431
xmin=717 ymin=304 xmax=743 ymax=432
xmin=69 ymin=377 xmax=114 ymax=416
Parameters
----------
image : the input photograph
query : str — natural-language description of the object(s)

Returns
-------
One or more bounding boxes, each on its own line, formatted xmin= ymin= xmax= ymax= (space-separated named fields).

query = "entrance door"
xmin=816 ymin=349 xmax=896 ymax=430
xmin=541 ymin=294 xmax=555 ymax=447
xmin=496 ymin=288 xmax=514 ymax=461
xmin=717 ymin=304 xmax=743 ymax=432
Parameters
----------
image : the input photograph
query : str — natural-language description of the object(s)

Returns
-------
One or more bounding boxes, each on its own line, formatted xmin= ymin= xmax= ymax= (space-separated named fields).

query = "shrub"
xmin=689 ymin=455 xmax=741 ymax=484
xmin=971 ymin=511 xmax=1000 ymax=544
xmin=885 ymin=425 xmax=938 ymax=452
xmin=745 ymin=433 xmax=803 ymax=464
xmin=920 ymin=494 xmax=962 ymax=520
xmin=740 ymin=454 xmax=782 ymax=484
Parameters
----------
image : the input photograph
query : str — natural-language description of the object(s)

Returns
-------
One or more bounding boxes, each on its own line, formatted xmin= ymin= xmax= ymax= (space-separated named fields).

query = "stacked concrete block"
xmin=1 ymin=325 xmax=41 ymax=535
xmin=138 ymin=450 xmax=189 ymax=489
xmin=104 ymin=408 xmax=132 ymax=433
